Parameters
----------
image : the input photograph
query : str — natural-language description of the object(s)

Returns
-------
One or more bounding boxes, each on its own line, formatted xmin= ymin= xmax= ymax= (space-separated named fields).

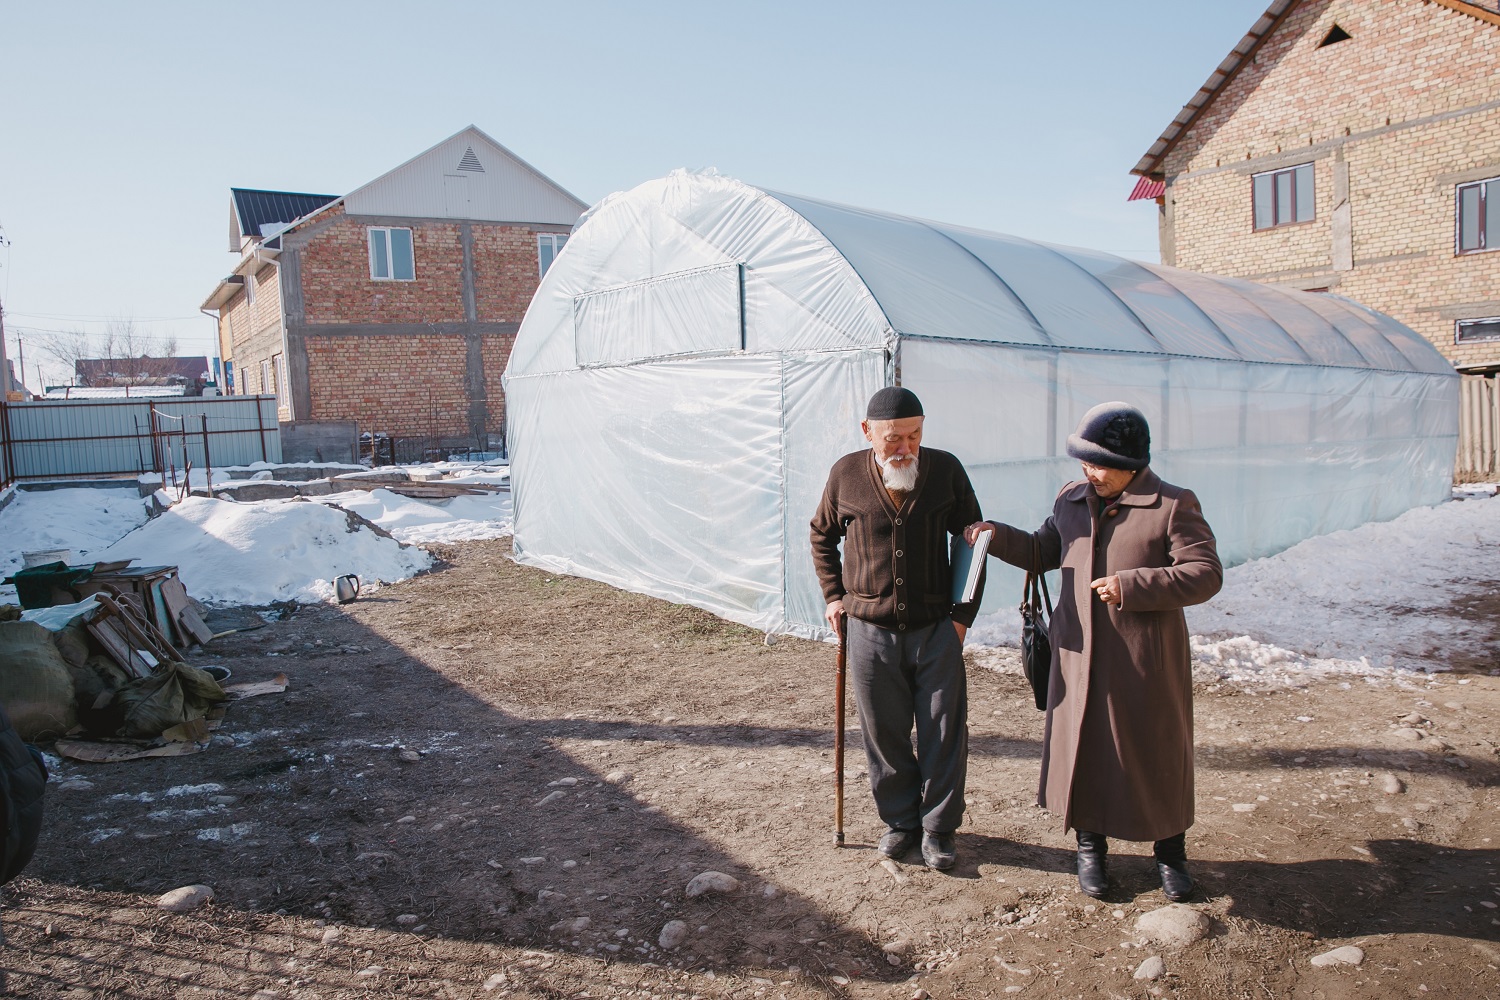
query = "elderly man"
xmin=810 ymin=386 xmax=984 ymax=870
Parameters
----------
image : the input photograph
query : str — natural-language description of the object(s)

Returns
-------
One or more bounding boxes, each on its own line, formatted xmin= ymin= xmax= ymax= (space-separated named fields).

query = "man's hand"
xmin=953 ymin=621 xmax=967 ymax=643
xmin=1090 ymin=575 xmax=1122 ymax=607
xmin=825 ymin=599 xmax=846 ymax=638
xmin=962 ymin=521 xmax=992 ymax=546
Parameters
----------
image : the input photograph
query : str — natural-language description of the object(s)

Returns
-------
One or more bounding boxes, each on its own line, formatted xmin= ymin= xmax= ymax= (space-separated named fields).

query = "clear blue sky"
xmin=0 ymin=1 xmax=1270 ymax=388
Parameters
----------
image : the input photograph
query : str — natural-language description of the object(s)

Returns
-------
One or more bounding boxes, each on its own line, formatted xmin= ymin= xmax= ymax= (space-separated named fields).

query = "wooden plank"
xmin=157 ymin=576 xmax=189 ymax=645
xmin=176 ymin=605 xmax=214 ymax=645
xmin=84 ymin=617 xmax=152 ymax=679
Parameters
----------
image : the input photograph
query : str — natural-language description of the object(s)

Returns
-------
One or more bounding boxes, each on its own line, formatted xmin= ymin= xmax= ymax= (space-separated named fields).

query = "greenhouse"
xmin=502 ymin=170 xmax=1458 ymax=638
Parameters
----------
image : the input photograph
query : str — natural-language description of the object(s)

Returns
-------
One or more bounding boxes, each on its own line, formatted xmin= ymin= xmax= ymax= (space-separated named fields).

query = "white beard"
xmin=878 ymin=454 xmax=919 ymax=492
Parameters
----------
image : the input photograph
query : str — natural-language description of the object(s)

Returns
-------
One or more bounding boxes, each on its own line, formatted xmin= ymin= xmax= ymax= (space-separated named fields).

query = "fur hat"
xmin=1066 ymin=401 xmax=1151 ymax=471
xmin=866 ymin=386 xmax=924 ymax=421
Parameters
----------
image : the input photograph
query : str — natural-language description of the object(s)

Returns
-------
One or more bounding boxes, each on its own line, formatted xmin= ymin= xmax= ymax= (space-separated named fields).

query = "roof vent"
xmin=457 ymin=146 xmax=485 ymax=172
xmin=1318 ymin=24 xmax=1352 ymax=47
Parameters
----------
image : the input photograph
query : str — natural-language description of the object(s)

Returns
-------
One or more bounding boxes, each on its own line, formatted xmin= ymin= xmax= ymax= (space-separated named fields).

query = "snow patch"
xmin=96 ymin=494 xmax=433 ymax=606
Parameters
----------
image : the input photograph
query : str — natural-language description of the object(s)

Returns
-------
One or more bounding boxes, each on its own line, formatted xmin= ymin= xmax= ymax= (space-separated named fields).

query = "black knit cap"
xmin=1066 ymin=401 xmax=1151 ymax=471
xmin=866 ymin=386 xmax=924 ymax=421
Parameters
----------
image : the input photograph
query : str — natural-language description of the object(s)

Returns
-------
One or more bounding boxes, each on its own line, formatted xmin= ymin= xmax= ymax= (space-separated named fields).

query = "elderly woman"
xmin=966 ymin=402 xmax=1221 ymax=901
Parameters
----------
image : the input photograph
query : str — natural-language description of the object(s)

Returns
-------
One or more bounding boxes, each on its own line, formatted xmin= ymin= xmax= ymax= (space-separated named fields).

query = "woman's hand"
xmin=1091 ymin=575 xmax=1122 ymax=606
xmin=963 ymin=521 xmax=992 ymax=546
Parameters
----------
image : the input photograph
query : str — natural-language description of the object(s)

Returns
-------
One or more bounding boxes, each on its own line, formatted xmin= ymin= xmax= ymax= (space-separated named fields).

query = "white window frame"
xmin=1252 ymin=162 xmax=1315 ymax=230
xmin=1456 ymin=316 xmax=1500 ymax=344
xmin=1456 ymin=175 xmax=1500 ymax=255
xmin=538 ymin=232 xmax=569 ymax=277
xmin=245 ymin=271 xmax=256 ymax=306
xmin=368 ymin=226 xmax=416 ymax=281
xmin=273 ymin=353 xmax=289 ymax=407
xmin=260 ymin=359 xmax=273 ymax=396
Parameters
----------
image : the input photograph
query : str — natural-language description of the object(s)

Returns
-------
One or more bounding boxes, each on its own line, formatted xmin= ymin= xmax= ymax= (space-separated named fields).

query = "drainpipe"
xmin=199 ymin=307 xmax=224 ymax=395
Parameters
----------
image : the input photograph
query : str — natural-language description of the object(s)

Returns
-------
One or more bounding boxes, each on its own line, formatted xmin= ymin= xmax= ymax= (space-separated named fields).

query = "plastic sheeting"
xmin=505 ymin=170 xmax=1459 ymax=638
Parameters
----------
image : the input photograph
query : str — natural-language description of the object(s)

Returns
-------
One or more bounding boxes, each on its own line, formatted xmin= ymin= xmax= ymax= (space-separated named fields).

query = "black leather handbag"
xmin=1019 ymin=538 xmax=1053 ymax=711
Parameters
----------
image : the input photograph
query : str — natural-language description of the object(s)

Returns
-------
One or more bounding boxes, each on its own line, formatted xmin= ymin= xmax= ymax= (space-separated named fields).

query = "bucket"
xmin=334 ymin=574 xmax=360 ymax=604
xmin=22 ymin=549 xmax=74 ymax=568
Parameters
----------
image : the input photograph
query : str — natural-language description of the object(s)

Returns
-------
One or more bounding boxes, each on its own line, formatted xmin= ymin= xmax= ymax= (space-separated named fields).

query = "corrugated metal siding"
xmin=1457 ymin=374 xmax=1499 ymax=481
xmin=0 ymin=396 xmax=282 ymax=481
xmin=345 ymin=132 xmax=586 ymax=225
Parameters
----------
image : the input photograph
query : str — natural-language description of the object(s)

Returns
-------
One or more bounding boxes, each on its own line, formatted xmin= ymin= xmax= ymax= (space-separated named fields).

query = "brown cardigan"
xmin=810 ymin=447 xmax=984 ymax=631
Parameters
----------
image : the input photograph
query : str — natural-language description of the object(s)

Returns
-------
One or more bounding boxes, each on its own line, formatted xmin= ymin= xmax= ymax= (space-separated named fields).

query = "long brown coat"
xmin=987 ymin=468 xmax=1222 ymax=842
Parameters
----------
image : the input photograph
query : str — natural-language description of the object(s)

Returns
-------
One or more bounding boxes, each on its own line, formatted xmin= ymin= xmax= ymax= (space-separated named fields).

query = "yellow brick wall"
xmin=1160 ymin=0 xmax=1500 ymax=369
xmin=218 ymin=263 xmax=287 ymax=409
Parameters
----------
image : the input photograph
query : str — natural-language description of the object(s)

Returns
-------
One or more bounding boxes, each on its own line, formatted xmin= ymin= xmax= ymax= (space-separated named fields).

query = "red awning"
xmin=1128 ymin=177 xmax=1166 ymax=201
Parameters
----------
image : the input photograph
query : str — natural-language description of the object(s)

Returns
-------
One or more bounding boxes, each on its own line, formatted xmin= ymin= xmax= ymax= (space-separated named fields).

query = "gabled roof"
xmin=1132 ymin=0 xmax=1500 ymax=179
xmin=230 ymin=188 xmax=339 ymax=251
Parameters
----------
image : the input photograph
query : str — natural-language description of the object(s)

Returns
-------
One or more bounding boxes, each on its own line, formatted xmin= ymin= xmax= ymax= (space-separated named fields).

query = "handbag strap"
xmin=1028 ymin=535 xmax=1053 ymax=617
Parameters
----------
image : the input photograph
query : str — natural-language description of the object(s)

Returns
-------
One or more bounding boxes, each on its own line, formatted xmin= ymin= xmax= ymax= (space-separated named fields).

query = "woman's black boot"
xmin=1153 ymin=833 xmax=1194 ymax=902
xmin=1076 ymin=831 xmax=1108 ymax=898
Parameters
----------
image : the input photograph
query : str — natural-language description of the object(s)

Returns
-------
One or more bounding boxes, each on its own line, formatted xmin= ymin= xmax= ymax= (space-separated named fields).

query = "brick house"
xmin=201 ymin=126 xmax=587 ymax=459
xmin=1130 ymin=0 xmax=1500 ymax=374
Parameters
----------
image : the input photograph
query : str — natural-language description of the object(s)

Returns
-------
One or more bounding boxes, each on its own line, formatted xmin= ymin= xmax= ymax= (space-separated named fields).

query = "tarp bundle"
xmin=505 ymin=171 xmax=1458 ymax=638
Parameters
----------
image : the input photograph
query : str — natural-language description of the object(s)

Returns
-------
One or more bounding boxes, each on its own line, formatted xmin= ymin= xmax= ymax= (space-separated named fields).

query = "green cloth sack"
xmin=0 ymin=620 xmax=78 ymax=741
xmin=111 ymin=662 xmax=227 ymax=739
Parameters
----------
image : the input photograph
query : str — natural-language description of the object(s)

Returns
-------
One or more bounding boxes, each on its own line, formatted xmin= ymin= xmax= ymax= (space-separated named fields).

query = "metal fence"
xmin=0 ymin=395 xmax=282 ymax=486
xmin=1457 ymin=374 xmax=1499 ymax=483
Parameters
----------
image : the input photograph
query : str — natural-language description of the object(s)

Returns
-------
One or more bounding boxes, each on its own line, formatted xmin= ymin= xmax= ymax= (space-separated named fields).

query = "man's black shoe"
xmin=878 ymin=828 xmax=919 ymax=859
xmin=1076 ymin=832 xmax=1108 ymax=898
xmin=1157 ymin=860 xmax=1195 ymax=902
xmin=921 ymin=830 xmax=957 ymax=870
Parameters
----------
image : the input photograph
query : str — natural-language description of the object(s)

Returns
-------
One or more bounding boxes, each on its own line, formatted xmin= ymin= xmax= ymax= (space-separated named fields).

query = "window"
xmin=1457 ymin=317 xmax=1500 ymax=344
xmin=245 ymin=271 xmax=256 ymax=305
xmin=260 ymin=359 xmax=273 ymax=396
xmin=368 ymin=227 xmax=415 ymax=280
xmin=1253 ymin=163 xmax=1314 ymax=229
xmin=274 ymin=354 xmax=288 ymax=407
xmin=538 ymin=233 xmax=568 ymax=277
xmin=1457 ymin=176 xmax=1500 ymax=253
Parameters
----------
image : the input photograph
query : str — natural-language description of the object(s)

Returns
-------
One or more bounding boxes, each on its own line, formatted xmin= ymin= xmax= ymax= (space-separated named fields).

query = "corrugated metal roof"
xmin=75 ymin=356 xmax=210 ymax=384
xmin=230 ymin=188 xmax=339 ymax=250
xmin=1127 ymin=177 xmax=1167 ymax=201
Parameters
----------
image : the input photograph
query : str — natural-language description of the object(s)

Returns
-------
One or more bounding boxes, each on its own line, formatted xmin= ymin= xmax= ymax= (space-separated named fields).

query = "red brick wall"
xmin=286 ymin=208 xmax=551 ymax=441
xmin=304 ymin=334 xmax=471 ymax=438
xmin=472 ymin=227 xmax=542 ymax=322
xmin=298 ymin=214 xmax=544 ymax=326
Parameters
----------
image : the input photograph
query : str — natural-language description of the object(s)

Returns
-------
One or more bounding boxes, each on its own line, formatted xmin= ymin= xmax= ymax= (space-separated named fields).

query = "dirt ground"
xmin=4 ymin=537 xmax=1499 ymax=999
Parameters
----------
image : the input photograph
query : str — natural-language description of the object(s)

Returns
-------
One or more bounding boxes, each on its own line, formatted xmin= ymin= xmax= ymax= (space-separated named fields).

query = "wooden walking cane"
xmin=834 ymin=612 xmax=848 ymax=848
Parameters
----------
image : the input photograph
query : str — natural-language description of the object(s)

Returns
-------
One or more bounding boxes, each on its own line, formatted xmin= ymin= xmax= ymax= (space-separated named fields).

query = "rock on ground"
xmin=1136 ymin=904 xmax=1210 ymax=948
xmin=685 ymin=871 xmax=740 ymax=897
xmin=156 ymin=885 xmax=214 ymax=912
xmin=1310 ymin=945 xmax=1365 ymax=967
xmin=1134 ymin=955 xmax=1167 ymax=981
xmin=659 ymin=919 xmax=689 ymax=949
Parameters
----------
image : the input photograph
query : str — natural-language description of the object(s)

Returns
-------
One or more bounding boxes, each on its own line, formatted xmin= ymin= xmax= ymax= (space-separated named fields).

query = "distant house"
xmin=75 ymin=355 xmax=211 ymax=390
xmin=1131 ymin=0 xmax=1500 ymax=374
xmin=201 ymin=126 xmax=588 ymax=460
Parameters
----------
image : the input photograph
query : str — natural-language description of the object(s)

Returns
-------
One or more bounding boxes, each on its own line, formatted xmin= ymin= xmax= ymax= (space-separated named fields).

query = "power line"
xmin=5 ymin=310 xmax=205 ymax=323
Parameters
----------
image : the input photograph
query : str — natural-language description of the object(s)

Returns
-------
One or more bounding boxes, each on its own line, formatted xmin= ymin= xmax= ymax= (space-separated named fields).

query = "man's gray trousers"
xmin=846 ymin=615 xmax=968 ymax=834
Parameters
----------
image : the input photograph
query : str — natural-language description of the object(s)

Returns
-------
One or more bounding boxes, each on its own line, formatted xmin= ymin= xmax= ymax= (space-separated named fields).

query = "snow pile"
xmin=0 ymin=487 xmax=151 ymax=583
xmin=94 ymin=495 xmax=433 ymax=606
xmin=313 ymin=487 xmax=512 ymax=544
xmin=971 ymin=489 xmax=1500 ymax=684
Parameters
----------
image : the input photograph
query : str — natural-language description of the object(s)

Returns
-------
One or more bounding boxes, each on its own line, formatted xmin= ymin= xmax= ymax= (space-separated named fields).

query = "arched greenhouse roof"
xmin=769 ymin=190 xmax=1453 ymax=375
